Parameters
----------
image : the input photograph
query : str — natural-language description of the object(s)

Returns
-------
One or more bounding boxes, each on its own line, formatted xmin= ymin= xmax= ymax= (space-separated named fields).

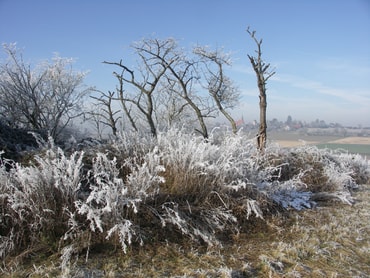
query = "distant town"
xmin=227 ymin=116 xmax=370 ymax=137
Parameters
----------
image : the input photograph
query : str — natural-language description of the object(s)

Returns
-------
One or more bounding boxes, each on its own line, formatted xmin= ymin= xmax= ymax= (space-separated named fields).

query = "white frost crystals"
xmin=1 ymin=128 xmax=369 ymax=266
xmin=70 ymin=147 xmax=165 ymax=253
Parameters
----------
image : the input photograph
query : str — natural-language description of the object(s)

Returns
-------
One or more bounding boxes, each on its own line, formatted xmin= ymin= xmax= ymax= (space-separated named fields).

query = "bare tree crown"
xmin=99 ymin=38 xmax=240 ymax=138
xmin=0 ymin=43 xmax=90 ymax=140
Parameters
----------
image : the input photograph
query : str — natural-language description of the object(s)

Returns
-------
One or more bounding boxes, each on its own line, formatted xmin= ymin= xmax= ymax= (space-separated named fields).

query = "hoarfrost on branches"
xmin=106 ymin=220 xmax=135 ymax=253
xmin=1 ymin=127 xmax=369 ymax=263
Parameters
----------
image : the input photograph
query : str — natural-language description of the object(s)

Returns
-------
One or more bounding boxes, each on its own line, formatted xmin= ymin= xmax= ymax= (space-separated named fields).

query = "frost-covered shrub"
xmin=0 ymin=146 xmax=83 ymax=258
xmin=156 ymin=129 xmax=259 ymax=195
xmin=158 ymin=201 xmax=237 ymax=246
xmin=1 ymin=127 xmax=370 ymax=265
xmin=112 ymin=130 xmax=155 ymax=158
xmin=261 ymin=144 xmax=370 ymax=208
xmin=139 ymin=129 xmax=270 ymax=243
xmin=156 ymin=129 xmax=222 ymax=196
xmin=305 ymin=150 xmax=369 ymax=205
xmin=325 ymin=151 xmax=370 ymax=186
xmin=266 ymin=145 xmax=329 ymax=190
xmin=65 ymin=147 xmax=165 ymax=254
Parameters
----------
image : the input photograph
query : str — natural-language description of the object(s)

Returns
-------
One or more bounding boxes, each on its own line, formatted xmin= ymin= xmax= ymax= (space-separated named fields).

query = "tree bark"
xmin=257 ymin=93 xmax=267 ymax=152
xmin=247 ymin=27 xmax=275 ymax=152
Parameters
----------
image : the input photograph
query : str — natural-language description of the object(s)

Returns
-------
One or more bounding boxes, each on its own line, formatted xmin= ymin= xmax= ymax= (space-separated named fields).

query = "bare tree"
xmin=114 ymin=70 xmax=138 ymax=132
xmin=194 ymin=46 xmax=240 ymax=134
xmin=90 ymin=90 xmax=121 ymax=136
xmin=104 ymin=38 xmax=177 ymax=137
xmin=163 ymin=57 xmax=212 ymax=138
xmin=246 ymin=27 xmax=275 ymax=151
xmin=144 ymin=40 xmax=213 ymax=138
xmin=155 ymin=79 xmax=191 ymax=129
xmin=0 ymin=44 xmax=90 ymax=140
xmin=87 ymin=105 xmax=107 ymax=140
xmin=103 ymin=38 xmax=240 ymax=139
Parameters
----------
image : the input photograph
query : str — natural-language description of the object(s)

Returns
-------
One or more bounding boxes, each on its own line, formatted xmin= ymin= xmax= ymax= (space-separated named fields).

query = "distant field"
xmin=316 ymin=143 xmax=370 ymax=156
xmin=317 ymin=143 xmax=370 ymax=158
xmin=269 ymin=131 xmax=370 ymax=157
xmin=269 ymin=131 xmax=341 ymax=143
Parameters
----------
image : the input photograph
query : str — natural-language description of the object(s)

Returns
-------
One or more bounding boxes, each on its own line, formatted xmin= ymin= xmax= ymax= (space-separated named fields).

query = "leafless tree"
xmin=194 ymin=46 xmax=240 ymax=134
xmin=104 ymin=38 xmax=240 ymax=139
xmin=114 ymin=70 xmax=138 ymax=132
xmin=90 ymin=90 xmax=121 ymax=136
xmin=0 ymin=44 xmax=90 ymax=140
xmin=143 ymin=39 xmax=214 ymax=138
xmin=87 ymin=106 xmax=107 ymax=140
xmin=162 ymin=56 xmax=212 ymax=138
xmin=246 ymin=27 xmax=275 ymax=151
xmin=155 ymin=79 xmax=191 ymax=129
xmin=103 ymin=39 xmax=177 ymax=137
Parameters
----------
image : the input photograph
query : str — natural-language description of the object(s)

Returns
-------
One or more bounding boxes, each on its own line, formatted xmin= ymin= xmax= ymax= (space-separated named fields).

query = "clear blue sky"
xmin=1 ymin=0 xmax=369 ymax=126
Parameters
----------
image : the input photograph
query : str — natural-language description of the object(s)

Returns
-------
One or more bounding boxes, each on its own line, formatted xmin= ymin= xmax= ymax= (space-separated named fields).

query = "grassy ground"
xmin=3 ymin=184 xmax=369 ymax=277
xmin=316 ymin=143 xmax=370 ymax=157
xmin=269 ymin=131 xmax=370 ymax=157
xmin=268 ymin=131 xmax=341 ymax=143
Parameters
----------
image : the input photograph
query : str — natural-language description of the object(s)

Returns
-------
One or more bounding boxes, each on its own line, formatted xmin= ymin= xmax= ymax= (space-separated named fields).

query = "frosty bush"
xmin=0 ymin=146 xmax=83 ymax=258
xmin=260 ymin=144 xmax=370 ymax=208
xmin=1 ymin=127 xmax=369 ymax=267
xmin=140 ymin=129 xmax=275 ymax=244
xmin=65 ymin=147 xmax=165 ymax=254
xmin=156 ymin=128 xmax=260 ymax=194
xmin=326 ymin=151 xmax=369 ymax=186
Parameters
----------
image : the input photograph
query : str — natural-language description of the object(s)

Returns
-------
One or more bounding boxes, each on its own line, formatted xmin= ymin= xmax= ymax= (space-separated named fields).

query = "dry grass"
xmin=3 ymin=184 xmax=369 ymax=277
xmin=1 ymin=131 xmax=369 ymax=277
xmin=254 ymin=186 xmax=370 ymax=277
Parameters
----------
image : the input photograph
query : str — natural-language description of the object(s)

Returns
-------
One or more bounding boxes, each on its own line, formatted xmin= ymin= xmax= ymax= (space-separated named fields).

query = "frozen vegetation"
xmin=0 ymin=128 xmax=369 ymax=276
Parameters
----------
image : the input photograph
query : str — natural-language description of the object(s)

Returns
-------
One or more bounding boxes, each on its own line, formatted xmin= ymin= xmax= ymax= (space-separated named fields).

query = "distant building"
xmin=235 ymin=117 xmax=245 ymax=127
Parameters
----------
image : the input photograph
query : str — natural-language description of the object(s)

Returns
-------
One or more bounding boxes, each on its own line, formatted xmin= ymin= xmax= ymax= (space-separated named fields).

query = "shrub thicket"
xmin=0 ymin=128 xmax=369 ymax=270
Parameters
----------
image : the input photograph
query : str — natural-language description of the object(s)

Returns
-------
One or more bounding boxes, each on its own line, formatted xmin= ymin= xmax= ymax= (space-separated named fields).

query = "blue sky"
xmin=1 ymin=0 xmax=369 ymax=126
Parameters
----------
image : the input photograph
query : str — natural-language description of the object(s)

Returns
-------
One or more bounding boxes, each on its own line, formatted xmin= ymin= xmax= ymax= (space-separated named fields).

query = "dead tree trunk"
xmin=247 ymin=27 xmax=275 ymax=152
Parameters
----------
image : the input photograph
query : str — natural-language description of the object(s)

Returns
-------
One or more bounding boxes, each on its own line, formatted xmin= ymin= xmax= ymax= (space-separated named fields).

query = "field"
xmin=316 ymin=143 xmax=370 ymax=157
xmin=270 ymin=131 xmax=370 ymax=157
